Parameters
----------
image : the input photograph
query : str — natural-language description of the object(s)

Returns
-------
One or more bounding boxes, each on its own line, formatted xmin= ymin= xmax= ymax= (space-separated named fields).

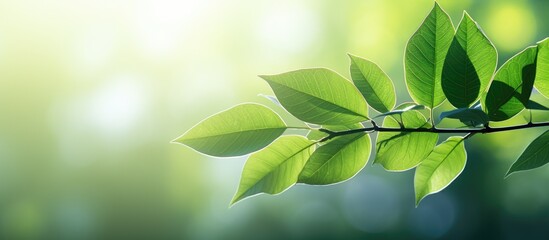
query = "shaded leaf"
xmin=375 ymin=111 xmax=438 ymax=171
xmin=415 ymin=136 xmax=466 ymax=205
xmin=527 ymin=100 xmax=549 ymax=111
xmin=174 ymin=103 xmax=286 ymax=157
xmin=349 ymin=54 xmax=396 ymax=113
xmin=299 ymin=133 xmax=371 ymax=185
xmin=442 ymin=12 xmax=497 ymax=108
xmin=535 ymin=38 xmax=549 ymax=98
xmin=231 ymin=136 xmax=315 ymax=205
xmin=484 ymin=46 xmax=537 ymax=121
xmin=405 ymin=2 xmax=454 ymax=108
xmin=506 ymin=129 xmax=549 ymax=176
xmin=439 ymin=108 xmax=488 ymax=127
xmin=260 ymin=68 xmax=369 ymax=125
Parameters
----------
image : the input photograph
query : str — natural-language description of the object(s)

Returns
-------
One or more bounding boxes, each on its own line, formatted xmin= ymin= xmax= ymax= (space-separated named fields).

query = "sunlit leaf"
xmin=442 ymin=12 xmax=497 ymax=108
xmin=439 ymin=108 xmax=489 ymax=127
xmin=375 ymin=111 xmax=438 ymax=171
xmin=415 ymin=136 xmax=466 ymax=205
xmin=231 ymin=136 xmax=315 ymax=205
xmin=534 ymin=38 xmax=549 ymax=98
xmin=260 ymin=68 xmax=369 ymax=125
xmin=174 ymin=103 xmax=287 ymax=157
xmin=506 ymin=129 xmax=549 ymax=177
xmin=349 ymin=54 xmax=396 ymax=113
xmin=299 ymin=133 xmax=371 ymax=185
xmin=405 ymin=2 xmax=454 ymax=108
xmin=484 ymin=46 xmax=537 ymax=121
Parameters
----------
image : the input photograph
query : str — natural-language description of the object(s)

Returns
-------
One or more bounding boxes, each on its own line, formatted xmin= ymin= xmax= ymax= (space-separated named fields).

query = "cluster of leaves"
xmin=174 ymin=3 xmax=549 ymax=206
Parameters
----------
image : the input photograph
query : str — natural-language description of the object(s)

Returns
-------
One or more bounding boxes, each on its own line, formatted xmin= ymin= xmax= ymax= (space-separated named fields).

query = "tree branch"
xmin=319 ymin=121 xmax=549 ymax=142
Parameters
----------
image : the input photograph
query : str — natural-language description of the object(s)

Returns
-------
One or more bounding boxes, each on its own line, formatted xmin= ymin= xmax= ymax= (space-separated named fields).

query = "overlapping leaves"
xmin=175 ymin=2 xmax=549 ymax=207
xmin=405 ymin=2 xmax=454 ymax=108
xmin=375 ymin=110 xmax=438 ymax=171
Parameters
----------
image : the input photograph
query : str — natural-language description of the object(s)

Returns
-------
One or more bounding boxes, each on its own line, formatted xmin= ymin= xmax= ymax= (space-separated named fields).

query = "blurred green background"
xmin=1 ymin=0 xmax=549 ymax=239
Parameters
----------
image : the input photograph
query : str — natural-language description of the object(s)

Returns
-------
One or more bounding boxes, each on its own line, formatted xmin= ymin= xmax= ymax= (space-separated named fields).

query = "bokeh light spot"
xmin=485 ymin=3 xmax=536 ymax=52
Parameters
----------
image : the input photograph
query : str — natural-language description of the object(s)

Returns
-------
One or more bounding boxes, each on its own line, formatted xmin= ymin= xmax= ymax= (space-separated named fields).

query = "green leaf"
xmin=405 ymin=2 xmax=454 ymax=108
xmin=484 ymin=46 xmax=537 ymax=121
xmin=441 ymin=12 xmax=498 ymax=108
xmin=349 ymin=54 xmax=396 ymax=113
xmin=414 ymin=136 xmax=466 ymax=205
xmin=299 ymin=133 xmax=371 ymax=185
xmin=260 ymin=68 xmax=369 ymax=125
xmin=506 ymin=129 xmax=549 ymax=177
xmin=231 ymin=136 xmax=315 ymax=205
xmin=439 ymin=108 xmax=489 ymax=127
xmin=307 ymin=129 xmax=329 ymax=141
xmin=174 ymin=103 xmax=287 ymax=157
xmin=373 ymin=103 xmax=426 ymax=118
xmin=534 ymin=38 xmax=549 ymax=98
xmin=375 ymin=111 xmax=439 ymax=171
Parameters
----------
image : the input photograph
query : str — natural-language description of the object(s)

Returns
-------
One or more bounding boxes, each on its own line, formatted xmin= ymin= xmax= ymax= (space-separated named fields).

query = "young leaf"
xmin=439 ymin=108 xmax=489 ymax=127
xmin=484 ymin=46 xmax=537 ymax=121
xmin=405 ymin=2 xmax=454 ymax=108
xmin=441 ymin=12 xmax=497 ymax=108
xmin=174 ymin=103 xmax=287 ymax=157
xmin=299 ymin=133 xmax=371 ymax=185
xmin=349 ymin=54 xmax=396 ymax=113
xmin=260 ymin=68 xmax=369 ymax=125
xmin=375 ymin=111 xmax=438 ymax=171
xmin=506 ymin=129 xmax=549 ymax=177
xmin=414 ymin=136 xmax=466 ymax=205
xmin=231 ymin=136 xmax=315 ymax=205
xmin=534 ymin=38 xmax=549 ymax=98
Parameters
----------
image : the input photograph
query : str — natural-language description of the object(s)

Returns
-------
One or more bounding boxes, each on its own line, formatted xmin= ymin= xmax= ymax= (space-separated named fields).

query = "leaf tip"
xmin=229 ymin=194 xmax=243 ymax=207
xmin=171 ymin=134 xmax=186 ymax=144
xmin=504 ymin=168 xmax=516 ymax=179
xmin=347 ymin=53 xmax=358 ymax=60
xmin=258 ymin=74 xmax=270 ymax=80
xmin=462 ymin=10 xmax=473 ymax=20
xmin=415 ymin=194 xmax=425 ymax=207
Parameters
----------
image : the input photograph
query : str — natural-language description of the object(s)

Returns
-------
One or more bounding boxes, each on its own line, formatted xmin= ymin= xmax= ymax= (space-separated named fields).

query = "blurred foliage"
xmin=0 ymin=0 xmax=548 ymax=239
